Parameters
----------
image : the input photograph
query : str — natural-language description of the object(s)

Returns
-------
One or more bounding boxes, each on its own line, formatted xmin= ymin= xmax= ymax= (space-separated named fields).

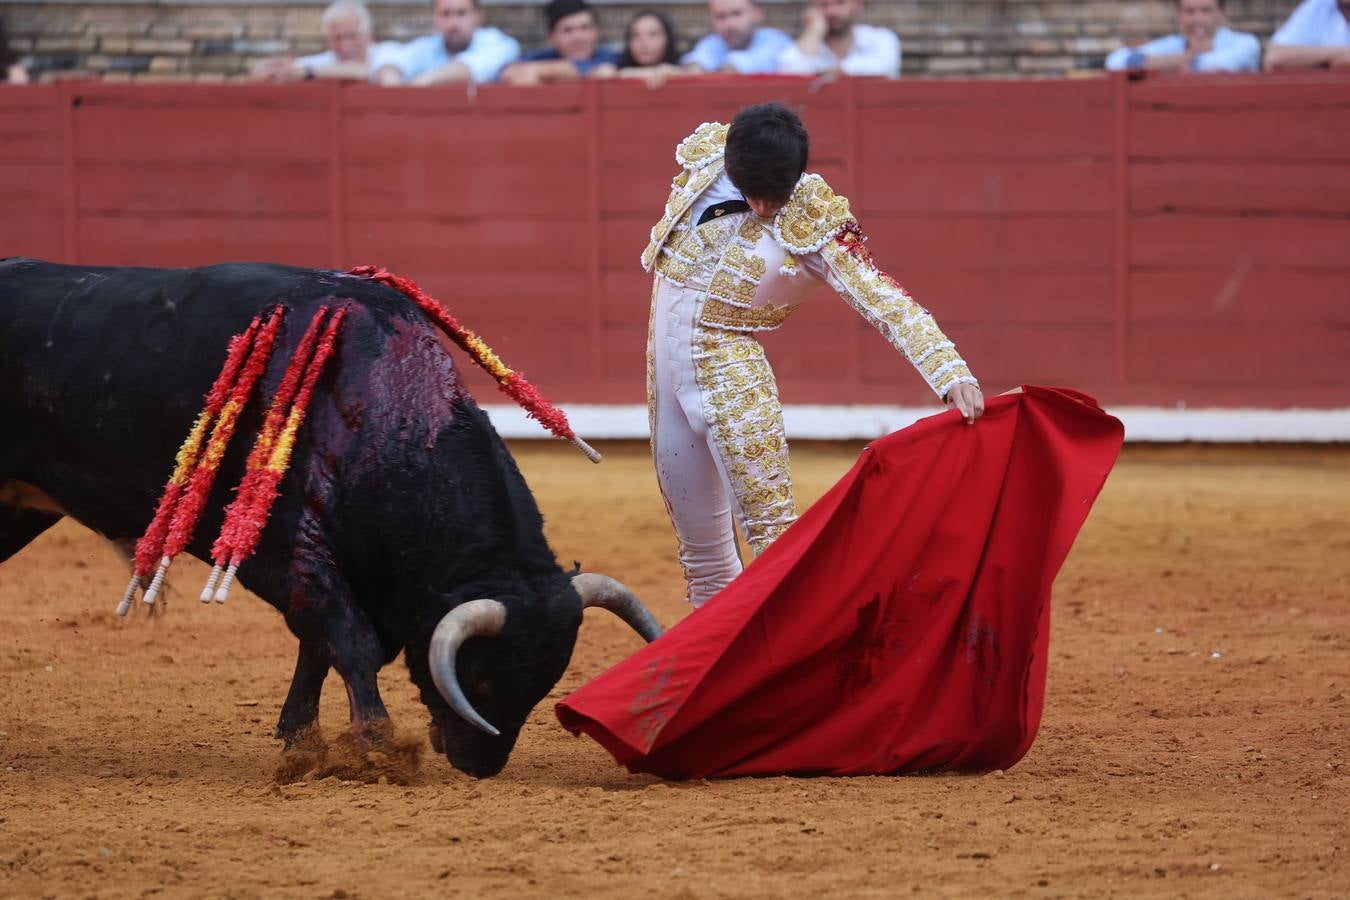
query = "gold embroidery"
xmin=642 ymin=161 xmax=727 ymax=272
xmin=654 ymin=253 xmax=695 ymax=286
xmin=693 ymin=327 xmax=796 ymax=555
xmin=820 ymin=237 xmax=975 ymax=397
xmin=705 ymin=270 xmax=756 ymax=307
xmin=773 ymin=174 xmax=855 ymax=254
xmin=708 ymin=270 xmax=737 ymax=300
xmin=674 ymin=122 xmax=728 ymax=170
xmin=724 ymin=244 xmax=766 ymax=281
xmin=699 ymin=298 xmax=797 ymax=332
xmin=654 ymin=224 xmax=708 ymax=285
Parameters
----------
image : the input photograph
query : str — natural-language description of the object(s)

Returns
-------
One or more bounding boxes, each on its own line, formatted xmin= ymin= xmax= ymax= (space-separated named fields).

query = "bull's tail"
xmin=348 ymin=265 xmax=601 ymax=464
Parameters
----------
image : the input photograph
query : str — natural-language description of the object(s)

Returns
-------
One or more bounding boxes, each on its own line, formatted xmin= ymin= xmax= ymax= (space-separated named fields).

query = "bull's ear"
xmin=567 ymin=561 xmax=582 ymax=577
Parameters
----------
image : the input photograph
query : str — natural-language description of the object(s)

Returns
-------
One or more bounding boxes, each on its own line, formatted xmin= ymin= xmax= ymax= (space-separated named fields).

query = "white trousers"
xmin=648 ymin=276 xmax=796 ymax=607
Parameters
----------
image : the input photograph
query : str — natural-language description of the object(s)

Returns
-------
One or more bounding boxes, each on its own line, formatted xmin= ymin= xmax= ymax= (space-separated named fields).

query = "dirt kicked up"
xmin=2 ymin=442 xmax=1347 ymax=898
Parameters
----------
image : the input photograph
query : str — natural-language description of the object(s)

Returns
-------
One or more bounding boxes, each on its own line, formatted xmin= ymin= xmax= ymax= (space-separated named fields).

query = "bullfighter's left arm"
xmin=803 ymin=224 xmax=978 ymax=400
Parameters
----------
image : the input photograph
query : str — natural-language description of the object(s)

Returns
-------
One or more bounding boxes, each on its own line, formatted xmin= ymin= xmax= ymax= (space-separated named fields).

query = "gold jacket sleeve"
xmin=817 ymin=232 xmax=978 ymax=399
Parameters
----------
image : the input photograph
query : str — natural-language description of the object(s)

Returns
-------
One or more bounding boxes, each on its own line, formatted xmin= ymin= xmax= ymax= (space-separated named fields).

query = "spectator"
xmin=1105 ymin=0 xmax=1260 ymax=73
xmin=377 ymin=0 xmax=519 ymax=85
xmin=682 ymin=0 xmax=791 ymax=74
xmin=612 ymin=10 xmax=688 ymax=86
xmin=501 ymin=0 xmax=618 ymax=85
xmin=1265 ymin=0 xmax=1350 ymax=69
xmin=2 ymin=15 xmax=31 ymax=83
xmin=777 ymin=0 xmax=900 ymax=77
xmin=252 ymin=0 xmax=399 ymax=82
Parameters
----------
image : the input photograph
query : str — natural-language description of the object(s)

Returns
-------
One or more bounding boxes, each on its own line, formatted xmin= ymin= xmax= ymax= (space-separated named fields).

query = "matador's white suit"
xmin=643 ymin=122 xmax=979 ymax=606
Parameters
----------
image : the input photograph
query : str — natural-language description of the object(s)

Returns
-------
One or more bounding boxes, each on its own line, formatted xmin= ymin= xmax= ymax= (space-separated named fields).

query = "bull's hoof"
xmin=274 ymin=746 xmax=326 ymax=784
xmin=273 ymin=720 xmax=424 ymax=785
xmin=277 ymin=723 xmax=326 ymax=752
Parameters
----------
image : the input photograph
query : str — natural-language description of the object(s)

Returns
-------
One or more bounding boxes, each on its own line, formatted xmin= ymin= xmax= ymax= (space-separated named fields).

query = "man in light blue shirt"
xmin=682 ymin=0 xmax=792 ymax=74
xmin=1265 ymin=0 xmax=1350 ymax=69
xmin=377 ymin=0 xmax=519 ymax=85
xmin=1105 ymin=0 xmax=1260 ymax=73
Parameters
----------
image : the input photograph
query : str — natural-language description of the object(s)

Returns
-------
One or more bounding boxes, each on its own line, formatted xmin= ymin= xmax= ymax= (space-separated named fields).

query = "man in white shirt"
xmin=777 ymin=0 xmax=900 ymax=77
xmin=1265 ymin=0 xmax=1350 ymax=69
xmin=1105 ymin=0 xmax=1260 ymax=72
xmin=376 ymin=0 xmax=520 ymax=85
xmin=251 ymin=0 xmax=400 ymax=82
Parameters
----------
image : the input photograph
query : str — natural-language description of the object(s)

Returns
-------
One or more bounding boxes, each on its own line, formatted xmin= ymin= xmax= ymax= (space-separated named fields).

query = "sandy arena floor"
xmin=1 ymin=441 xmax=1347 ymax=898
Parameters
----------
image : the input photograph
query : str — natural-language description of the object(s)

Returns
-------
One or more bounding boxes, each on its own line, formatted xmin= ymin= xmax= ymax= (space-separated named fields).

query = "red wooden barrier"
xmin=2 ymin=74 xmax=1348 ymax=408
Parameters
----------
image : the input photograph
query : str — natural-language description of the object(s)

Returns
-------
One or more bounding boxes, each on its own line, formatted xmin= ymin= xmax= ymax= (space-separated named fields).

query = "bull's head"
xmin=419 ymin=574 xmax=661 ymax=778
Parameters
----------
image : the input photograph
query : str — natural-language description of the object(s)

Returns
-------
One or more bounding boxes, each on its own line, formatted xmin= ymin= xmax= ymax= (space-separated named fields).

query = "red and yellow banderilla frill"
xmin=117 ymin=265 xmax=593 ymax=616
xmin=348 ymin=265 xmax=600 ymax=463
xmin=205 ymin=306 xmax=348 ymax=605
xmin=115 ymin=308 xmax=284 ymax=616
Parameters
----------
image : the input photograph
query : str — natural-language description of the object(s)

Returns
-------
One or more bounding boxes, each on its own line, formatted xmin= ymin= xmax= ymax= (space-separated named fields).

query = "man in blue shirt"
xmin=1265 ymin=0 xmax=1350 ymax=69
xmin=500 ymin=0 xmax=620 ymax=84
xmin=1105 ymin=0 xmax=1260 ymax=73
xmin=376 ymin=0 xmax=520 ymax=85
xmin=682 ymin=0 xmax=792 ymax=74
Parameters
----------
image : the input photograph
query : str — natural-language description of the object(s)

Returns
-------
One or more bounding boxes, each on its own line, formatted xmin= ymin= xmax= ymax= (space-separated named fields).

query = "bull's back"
xmin=0 ymin=258 xmax=472 ymax=550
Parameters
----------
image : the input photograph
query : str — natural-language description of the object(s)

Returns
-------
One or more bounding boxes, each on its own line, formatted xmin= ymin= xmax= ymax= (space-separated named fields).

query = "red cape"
xmin=556 ymin=386 xmax=1124 ymax=779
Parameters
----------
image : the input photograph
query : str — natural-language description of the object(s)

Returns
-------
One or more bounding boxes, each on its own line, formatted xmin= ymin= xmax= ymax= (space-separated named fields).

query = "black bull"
xmin=0 ymin=258 xmax=660 ymax=778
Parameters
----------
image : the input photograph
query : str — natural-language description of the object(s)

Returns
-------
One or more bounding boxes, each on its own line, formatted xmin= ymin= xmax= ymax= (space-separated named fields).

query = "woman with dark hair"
xmin=2 ymin=17 xmax=32 ymax=84
xmin=619 ymin=10 xmax=680 ymax=67
xmin=613 ymin=10 xmax=687 ymax=86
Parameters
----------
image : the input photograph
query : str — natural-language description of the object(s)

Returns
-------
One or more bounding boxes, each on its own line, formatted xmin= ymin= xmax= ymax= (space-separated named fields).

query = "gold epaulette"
xmin=642 ymin=123 xmax=729 ymax=272
xmin=674 ymin=121 xmax=728 ymax=171
xmin=772 ymin=174 xmax=856 ymax=255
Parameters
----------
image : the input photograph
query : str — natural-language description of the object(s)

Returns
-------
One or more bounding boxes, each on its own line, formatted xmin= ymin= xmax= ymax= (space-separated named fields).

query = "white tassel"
xmin=142 ymin=555 xmax=171 ymax=606
xmin=571 ymin=436 xmax=602 ymax=464
xmin=115 ymin=574 xmax=141 ymax=617
xmin=214 ymin=563 xmax=239 ymax=604
xmin=200 ymin=564 xmax=223 ymax=603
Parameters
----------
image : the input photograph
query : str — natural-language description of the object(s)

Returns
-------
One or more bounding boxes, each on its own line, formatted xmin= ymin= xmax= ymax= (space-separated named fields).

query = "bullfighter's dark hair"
xmin=725 ymin=102 xmax=810 ymax=206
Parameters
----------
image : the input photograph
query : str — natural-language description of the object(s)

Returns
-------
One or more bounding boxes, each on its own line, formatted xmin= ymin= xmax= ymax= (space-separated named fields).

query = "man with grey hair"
xmin=252 ymin=0 xmax=401 ymax=81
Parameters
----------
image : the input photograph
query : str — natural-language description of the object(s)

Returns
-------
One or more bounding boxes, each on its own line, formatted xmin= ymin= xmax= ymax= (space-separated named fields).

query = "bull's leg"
xmin=0 ymin=506 xmax=61 ymax=565
xmin=274 ymin=637 xmax=330 ymax=748
xmin=285 ymin=557 xmax=391 ymax=740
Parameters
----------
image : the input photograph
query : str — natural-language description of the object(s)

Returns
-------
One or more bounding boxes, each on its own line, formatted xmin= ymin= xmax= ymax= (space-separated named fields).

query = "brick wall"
xmin=2 ymin=0 xmax=1303 ymax=81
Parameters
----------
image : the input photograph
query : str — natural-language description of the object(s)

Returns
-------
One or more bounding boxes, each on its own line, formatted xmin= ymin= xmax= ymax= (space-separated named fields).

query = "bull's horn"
xmin=573 ymin=573 xmax=663 ymax=642
xmin=428 ymin=598 xmax=508 ymax=737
